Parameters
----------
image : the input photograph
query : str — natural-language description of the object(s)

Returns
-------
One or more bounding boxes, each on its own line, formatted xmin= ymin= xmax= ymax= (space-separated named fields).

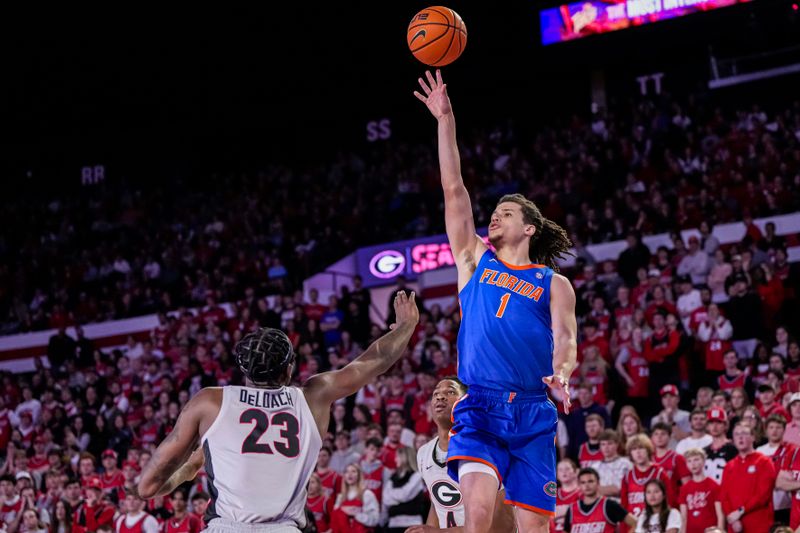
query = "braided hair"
xmin=497 ymin=193 xmax=573 ymax=271
xmin=233 ymin=328 xmax=295 ymax=387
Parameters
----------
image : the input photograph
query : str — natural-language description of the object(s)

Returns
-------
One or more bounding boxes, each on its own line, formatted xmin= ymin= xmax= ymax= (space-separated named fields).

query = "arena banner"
xmin=539 ymin=0 xmax=752 ymax=45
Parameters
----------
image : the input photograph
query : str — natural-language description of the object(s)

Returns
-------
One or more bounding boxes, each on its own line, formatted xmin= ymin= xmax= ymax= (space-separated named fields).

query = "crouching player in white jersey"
xmin=407 ymin=377 xmax=516 ymax=533
xmin=136 ymin=291 xmax=420 ymax=533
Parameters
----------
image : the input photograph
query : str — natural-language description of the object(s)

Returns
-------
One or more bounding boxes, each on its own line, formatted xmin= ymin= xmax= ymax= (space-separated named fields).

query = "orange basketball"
xmin=407 ymin=6 xmax=467 ymax=67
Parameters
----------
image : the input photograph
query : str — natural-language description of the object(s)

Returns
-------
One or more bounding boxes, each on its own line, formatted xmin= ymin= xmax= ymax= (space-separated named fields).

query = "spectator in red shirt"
xmin=73 ymin=476 xmax=116 ymax=533
xmin=578 ymin=319 xmax=610 ymax=364
xmin=304 ymin=289 xmax=327 ymax=323
xmin=757 ymin=383 xmax=789 ymax=420
xmin=621 ymin=434 xmax=672 ymax=518
xmin=679 ymin=447 xmax=723 ymax=533
xmin=644 ymin=286 xmax=678 ymax=327
xmin=645 ymin=313 xmax=682 ymax=400
xmin=100 ymin=449 xmax=125 ymax=504
xmin=720 ymin=422 xmax=776 ymax=533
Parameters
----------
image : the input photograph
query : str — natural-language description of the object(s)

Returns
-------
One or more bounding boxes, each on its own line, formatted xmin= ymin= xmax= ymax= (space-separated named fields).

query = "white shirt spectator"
xmin=112 ymin=258 xmax=132 ymax=275
xmin=675 ymin=434 xmax=713 ymax=456
xmin=15 ymin=399 xmax=42 ymax=425
xmin=677 ymin=251 xmax=710 ymax=286
xmin=635 ymin=508 xmax=681 ymax=532
xmin=143 ymin=260 xmax=161 ymax=280
xmin=697 ymin=316 xmax=733 ymax=344
xmin=676 ymin=289 xmax=702 ymax=331
xmin=595 ymin=456 xmax=633 ymax=498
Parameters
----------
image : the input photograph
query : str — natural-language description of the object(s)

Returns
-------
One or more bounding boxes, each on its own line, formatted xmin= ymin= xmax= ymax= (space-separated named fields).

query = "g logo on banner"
xmin=369 ymin=250 xmax=406 ymax=279
xmin=431 ymin=480 xmax=462 ymax=508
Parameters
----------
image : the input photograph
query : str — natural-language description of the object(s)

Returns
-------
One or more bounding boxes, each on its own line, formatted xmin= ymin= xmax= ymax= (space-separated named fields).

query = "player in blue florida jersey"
xmin=415 ymin=70 xmax=578 ymax=533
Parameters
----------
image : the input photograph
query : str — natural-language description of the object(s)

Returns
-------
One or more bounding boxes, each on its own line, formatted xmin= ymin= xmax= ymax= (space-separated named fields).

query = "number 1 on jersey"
xmin=495 ymin=293 xmax=510 ymax=318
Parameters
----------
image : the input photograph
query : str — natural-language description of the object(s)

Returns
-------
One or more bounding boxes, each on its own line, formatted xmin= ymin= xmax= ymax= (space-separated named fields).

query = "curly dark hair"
xmin=496 ymin=194 xmax=573 ymax=271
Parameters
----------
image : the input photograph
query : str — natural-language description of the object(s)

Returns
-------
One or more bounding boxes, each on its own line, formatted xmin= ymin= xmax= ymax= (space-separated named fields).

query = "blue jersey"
xmin=457 ymin=249 xmax=554 ymax=392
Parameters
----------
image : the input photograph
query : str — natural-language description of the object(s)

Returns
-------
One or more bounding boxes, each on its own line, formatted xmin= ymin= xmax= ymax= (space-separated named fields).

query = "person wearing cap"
xmin=73 ymin=475 xmax=116 ymax=533
xmin=757 ymin=382 xmax=789 ymax=420
xmin=675 ymin=409 xmax=713 ymax=456
xmin=677 ymin=235 xmax=710 ymax=287
xmin=703 ymin=408 xmax=738 ymax=483
xmin=27 ymin=437 xmax=49 ymax=477
xmin=650 ymin=384 xmax=690 ymax=441
xmin=756 ymin=413 xmax=794 ymax=523
xmin=720 ymin=422 xmax=776 ymax=533
xmin=100 ymin=448 xmax=125 ymax=502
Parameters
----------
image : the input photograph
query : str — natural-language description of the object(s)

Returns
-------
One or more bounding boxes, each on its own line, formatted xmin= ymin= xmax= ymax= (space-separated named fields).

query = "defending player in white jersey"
xmin=408 ymin=377 xmax=515 ymax=533
xmin=137 ymin=291 xmax=420 ymax=533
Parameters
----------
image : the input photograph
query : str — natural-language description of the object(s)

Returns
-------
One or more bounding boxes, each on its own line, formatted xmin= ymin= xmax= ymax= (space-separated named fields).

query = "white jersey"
xmin=417 ymin=437 xmax=465 ymax=528
xmin=201 ymin=385 xmax=322 ymax=527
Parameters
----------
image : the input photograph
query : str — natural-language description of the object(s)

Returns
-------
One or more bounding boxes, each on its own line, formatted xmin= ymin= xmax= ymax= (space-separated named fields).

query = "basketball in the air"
xmin=407 ymin=6 xmax=467 ymax=67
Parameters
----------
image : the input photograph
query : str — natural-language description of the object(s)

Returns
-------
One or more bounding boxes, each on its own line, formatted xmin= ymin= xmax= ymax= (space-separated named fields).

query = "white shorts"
xmin=205 ymin=518 xmax=301 ymax=533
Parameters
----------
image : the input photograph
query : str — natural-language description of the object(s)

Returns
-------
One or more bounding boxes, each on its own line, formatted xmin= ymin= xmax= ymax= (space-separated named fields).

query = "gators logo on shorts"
xmin=543 ymin=481 xmax=557 ymax=498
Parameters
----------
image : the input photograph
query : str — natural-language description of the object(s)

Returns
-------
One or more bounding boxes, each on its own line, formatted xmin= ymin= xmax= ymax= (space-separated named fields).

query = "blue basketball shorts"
xmin=447 ymin=385 xmax=558 ymax=515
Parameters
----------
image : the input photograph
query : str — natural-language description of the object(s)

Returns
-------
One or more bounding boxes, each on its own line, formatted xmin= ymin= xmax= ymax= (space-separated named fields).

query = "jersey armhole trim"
xmin=200 ymin=387 xmax=228 ymax=445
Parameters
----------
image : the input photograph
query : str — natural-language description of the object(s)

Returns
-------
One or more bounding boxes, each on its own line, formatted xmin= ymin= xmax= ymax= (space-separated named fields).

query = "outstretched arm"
xmin=415 ymin=70 xmax=486 ymax=283
xmin=304 ymin=292 xmax=419 ymax=433
xmin=543 ymin=274 xmax=578 ymax=413
xmin=138 ymin=389 xmax=216 ymax=499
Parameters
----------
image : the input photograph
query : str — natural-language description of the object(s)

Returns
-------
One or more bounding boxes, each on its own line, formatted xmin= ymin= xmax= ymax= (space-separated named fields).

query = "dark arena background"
xmin=1 ymin=2 xmax=800 ymax=532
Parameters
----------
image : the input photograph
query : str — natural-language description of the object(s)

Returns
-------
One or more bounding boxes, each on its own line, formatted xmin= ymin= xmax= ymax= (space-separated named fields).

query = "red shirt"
xmin=0 ymin=497 xmax=23 ymax=530
xmin=307 ymin=494 xmax=333 ymax=533
xmin=578 ymin=442 xmax=604 ymax=468
xmin=74 ymin=501 xmax=116 ymax=533
xmin=623 ymin=346 xmax=649 ymax=398
xmin=759 ymin=402 xmax=790 ymax=420
xmin=116 ymin=513 xmax=152 ymax=533
xmin=705 ymin=339 xmax=732 ymax=372
xmin=679 ymin=477 xmax=720 ymax=533
xmin=553 ymin=487 xmax=581 ymax=532
xmin=781 ymin=447 xmax=800 ymax=529
xmin=620 ymin=464 xmax=671 ymax=518
xmin=0 ymin=410 xmax=11 ymax=451
xmin=717 ymin=372 xmax=747 ymax=392
xmin=582 ymin=368 xmax=608 ymax=406
xmin=380 ymin=442 xmax=400 ymax=470
xmin=316 ymin=469 xmax=342 ymax=499
xmin=654 ymin=449 xmax=690 ymax=497
xmin=566 ymin=498 xmax=617 ymax=533
xmin=361 ymin=460 xmax=385 ymax=503
xmin=329 ymin=495 xmax=373 ymax=533
xmin=720 ymin=452 xmax=776 ymax=533
xmin=162 ymin=513 xmax=200 ymax=533
xmin=644 ymin=329 xmax=681 ymax=364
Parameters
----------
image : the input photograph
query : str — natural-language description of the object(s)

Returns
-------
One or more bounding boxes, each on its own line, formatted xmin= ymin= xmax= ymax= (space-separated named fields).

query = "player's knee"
xmin=515 ymin=508 xmax=550 ymax=533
